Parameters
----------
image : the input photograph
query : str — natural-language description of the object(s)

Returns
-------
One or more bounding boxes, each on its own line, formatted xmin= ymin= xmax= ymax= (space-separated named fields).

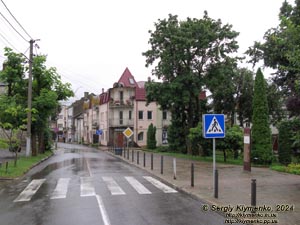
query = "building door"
xmin=116 ymin=132 xmax=123 ymax=148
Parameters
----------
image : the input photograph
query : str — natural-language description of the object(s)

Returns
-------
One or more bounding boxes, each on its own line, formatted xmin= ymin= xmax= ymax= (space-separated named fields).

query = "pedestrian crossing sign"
xmin=203 ymin=114 xmax=225 ymax=138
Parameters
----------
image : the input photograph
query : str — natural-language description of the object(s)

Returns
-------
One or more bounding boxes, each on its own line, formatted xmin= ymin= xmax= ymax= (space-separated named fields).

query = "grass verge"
xmin=0 ymin=151 xmax=53 ymax=179
xmin=146 ymin=148 xmax=243 ymax=165
xmin=270 ymin=163 xmax=300 ymax=175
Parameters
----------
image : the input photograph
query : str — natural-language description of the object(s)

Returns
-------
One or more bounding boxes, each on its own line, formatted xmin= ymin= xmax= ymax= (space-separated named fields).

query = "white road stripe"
xmin=125 ymin=176 xmax=151 ymax=194
xmin=14 ymin=179 xmax=46 ymax=202
xmin=102 ymin=177 xmax=126 ymax=195
xmin=96 ymin=195 xmax=111 ymax=225
xmin=80 ymin=177 xmax=95 ymax=197
xmin=143 ymin=176 xmax=178 ymax=193
xmin=50 ymin=178 xmax=70 ymax=199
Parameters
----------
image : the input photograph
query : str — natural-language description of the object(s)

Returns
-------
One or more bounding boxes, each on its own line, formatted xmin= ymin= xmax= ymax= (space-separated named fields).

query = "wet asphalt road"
xmin=0 ymin=143 xmax=226 ymax=225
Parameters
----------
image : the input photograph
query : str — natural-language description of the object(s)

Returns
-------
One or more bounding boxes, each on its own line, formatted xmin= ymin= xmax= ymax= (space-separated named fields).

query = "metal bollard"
xmin=151 ymin=154 xmax=153 ymax=170
xmin=161 ymin=155 xmax=164 ymax=174
xmin=137 ymin=151 xmax=139 ymax=164
xmin=6 ymin=161 xmax=8 ymax=173
xmin=173 ymin=158 xmax=176 ymax=180
xmin=191 ymin=163 xmax=194 ymax=187
xmin=127 ymin=149 xmax=129 ymax=160
xmin=143 ymin=152 xmax=146 ymax=167
xmin=214 ymin=169 xmax=218 ymax=198
xmin=251 ymin=179 xmax=256 ymax=206
xmin=132 ymin=150 xmax=134 ymax=162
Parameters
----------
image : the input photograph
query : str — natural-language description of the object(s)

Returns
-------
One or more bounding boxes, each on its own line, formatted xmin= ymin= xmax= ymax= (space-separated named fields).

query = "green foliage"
xmin=188 ymin=122 xmax=212 ymax=156
xmin=278 ymin=118 xmax=300 ymax=165
xmin=43 ymin=127 xmax=54 ymax=151
xmin=278 ymin=120 xmax=293 ymax=165
xmin=0 ymin=48 xmax=73 ymax=156
xmin=147 ymin=123 xmax=156 ymax=149
xmin=0 ymin=152 xmax=52 ymax=178
xmin=143 ymin=12 xmax=239 ymax=153
xmin=223 ymin=125 xmax=243 ymax=159
xmin=246 ymin=1 xmax=300 ymax=117
xmin=236 ymin=69 xmax=254 ymax=126
xmin=271 ymin=163 xmax=300 ymax=175
xmin=251 ymin=68 xmax=273 ymax=165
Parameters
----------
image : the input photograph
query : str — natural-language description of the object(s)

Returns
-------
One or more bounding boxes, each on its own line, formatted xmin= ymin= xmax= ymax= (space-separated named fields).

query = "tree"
xmin=246 ymin=0 xmax=300 ymax=117
xmin=251 ymin=68 xmax=273 ymax=164
xmin=147 ymin=123 xmax=156 ymax=149
xmin=0 ymin=48 xmax=73 ymax=156
xmin=0 ymin=48 xmax=28 ymax=164
xmin=31 ymin=55 xmax=73 ymax=155
xmin=143 ymin=12 xmax=239 ymax=153
xmin=206 ymin=62 xmax=254 ymax=127
xmin=235 ymin=68 xmax=254 ymax=127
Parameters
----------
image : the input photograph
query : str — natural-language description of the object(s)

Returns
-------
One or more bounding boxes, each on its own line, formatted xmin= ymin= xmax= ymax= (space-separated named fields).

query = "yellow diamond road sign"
xmin=123 ymin=127 xmax=133 ymax=138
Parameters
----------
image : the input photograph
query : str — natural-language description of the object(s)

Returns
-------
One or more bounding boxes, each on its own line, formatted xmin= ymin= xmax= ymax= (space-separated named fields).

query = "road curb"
xmin=105 ymin=149 xmax=219 ymax=207
xmin=0 ymin=151 xmax=54 ymax=181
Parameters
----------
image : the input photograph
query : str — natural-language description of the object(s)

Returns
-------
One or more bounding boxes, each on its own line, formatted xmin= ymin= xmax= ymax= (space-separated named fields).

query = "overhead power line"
xmin=0 ymin=11 xmax=28 ymax=42
xmin=0 ymin=0 xmax=33 ymax=40
xmin=0 ymin=31 xmax=21 ymax=52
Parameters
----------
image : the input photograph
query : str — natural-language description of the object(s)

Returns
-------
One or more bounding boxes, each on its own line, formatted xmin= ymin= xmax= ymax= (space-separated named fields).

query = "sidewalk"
xmin=105 ymin=147 xmax=300 ymax=225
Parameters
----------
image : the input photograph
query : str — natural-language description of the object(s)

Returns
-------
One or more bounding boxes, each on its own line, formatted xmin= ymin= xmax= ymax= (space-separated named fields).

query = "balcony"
xmin=109 ymin=99 xmax=134 ymax=108
xmin=109 ymin=118 xmax=134 ymax=127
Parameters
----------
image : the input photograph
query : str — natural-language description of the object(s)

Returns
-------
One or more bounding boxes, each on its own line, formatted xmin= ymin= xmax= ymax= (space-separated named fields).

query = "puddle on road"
xmin=31 ymin=158 xmax=88 ymax=179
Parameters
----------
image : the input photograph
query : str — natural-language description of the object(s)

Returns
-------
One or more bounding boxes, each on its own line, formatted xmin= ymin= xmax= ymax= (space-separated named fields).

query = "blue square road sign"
xmin=203 ymin=114 xmax=225 ymax=138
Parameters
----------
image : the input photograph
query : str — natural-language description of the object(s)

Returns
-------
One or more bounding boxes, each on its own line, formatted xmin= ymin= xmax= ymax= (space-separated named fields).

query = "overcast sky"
xmin=0 ymin=0 xmax=292 ymax=102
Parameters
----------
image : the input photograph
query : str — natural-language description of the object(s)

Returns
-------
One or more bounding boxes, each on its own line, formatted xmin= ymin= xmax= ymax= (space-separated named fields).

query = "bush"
xmin=271 ymin=163 xmax=300 ymax=175
xmin=188 ymin=122 xmax=212 ymax=156
xmin=147 ymin=123 xmax=156 ymax=149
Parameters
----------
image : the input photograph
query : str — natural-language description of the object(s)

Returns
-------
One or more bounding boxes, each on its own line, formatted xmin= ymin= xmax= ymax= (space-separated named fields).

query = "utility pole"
xmin=25 ymin=39 xmax=34 ymax=157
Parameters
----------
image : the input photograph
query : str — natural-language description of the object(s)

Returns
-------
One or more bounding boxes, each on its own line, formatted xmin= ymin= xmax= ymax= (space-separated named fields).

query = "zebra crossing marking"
xmin=14 ymin=179 xmax=46 ymax=202
xmin=125 ymin=176 xmax=151 ymax=194
xmin=14 ymin=176 xmax=178 ymax=202
xmin=143 ymin=176 xmax=177 ymax=193
xmin=80 ymin=177 xmax=95 ymax=197
xmin=102 ymin=177 xmax=125 ymax=195
xmin=50 ymin=178 xmax=70 ymax=199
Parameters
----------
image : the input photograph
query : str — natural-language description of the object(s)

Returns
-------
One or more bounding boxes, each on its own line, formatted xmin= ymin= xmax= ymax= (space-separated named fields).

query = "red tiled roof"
xmin=115 ymin=67 xmax=147 ymax=101
xmin=135 ymin=86 xmax=146 ymax=101
xmin=118 ymin=67 xmax=137 ymax=87
xmin=99 ymin=92 xmax=110 ymax=105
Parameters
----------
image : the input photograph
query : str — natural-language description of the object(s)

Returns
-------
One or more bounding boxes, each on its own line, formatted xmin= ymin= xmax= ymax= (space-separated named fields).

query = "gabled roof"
xmin=117 ymin=67 xmax=137 ymax=87
xmin=115 ymin=67 xmax=147 ymax=101
xmin=99 ymin=92 xmax=110 ymax=105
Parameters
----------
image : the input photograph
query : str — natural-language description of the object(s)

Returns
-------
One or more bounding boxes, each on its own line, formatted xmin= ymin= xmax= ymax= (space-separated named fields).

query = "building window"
xmin=147 ymin=111 xmax=152 ymax=120
xmin=163 ymin=111 xmax=167 ymax=120
xmin=129 ymin=78 xmax=135 ymax=85
xmin=129 ymin=110 xmax=132 ymax=120
xmin=119 ymin=91 xmax=123 ymax=102
xmin=138 ymin=111 xmax=143 ymax=120
xmin=119 ymin=111 xmax=123 ymax=125
xmin=138 ymin=132 xmax=144 ymax=141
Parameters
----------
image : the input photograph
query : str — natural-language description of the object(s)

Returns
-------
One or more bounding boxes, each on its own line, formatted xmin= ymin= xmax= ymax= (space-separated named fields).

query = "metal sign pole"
xmin=213 ymin=138 xmax=216 ymax=191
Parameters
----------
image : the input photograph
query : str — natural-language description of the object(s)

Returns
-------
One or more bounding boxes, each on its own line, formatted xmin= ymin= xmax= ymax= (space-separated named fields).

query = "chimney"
xmin=84 ymin=92 xmax=89 ymax=99
xmin=102 ymin=88 xmax=104 ymax=93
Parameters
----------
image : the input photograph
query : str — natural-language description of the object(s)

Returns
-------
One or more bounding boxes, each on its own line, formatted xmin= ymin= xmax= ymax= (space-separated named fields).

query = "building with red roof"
xmin=72 ymin=68 xmax=171 ymax=147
